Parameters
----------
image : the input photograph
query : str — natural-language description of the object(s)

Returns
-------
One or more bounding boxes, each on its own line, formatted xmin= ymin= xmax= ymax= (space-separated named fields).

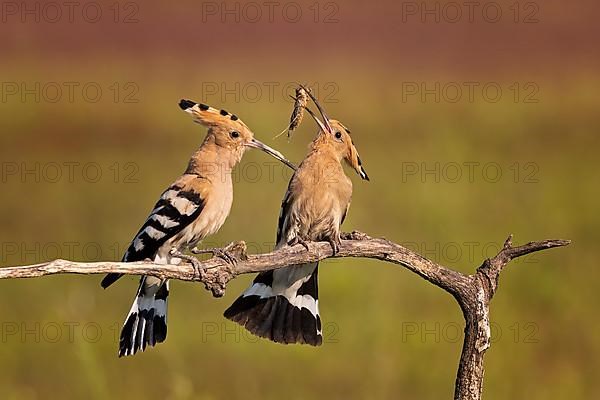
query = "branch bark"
xmin=0 ymin=231 xmax=569 ymax=400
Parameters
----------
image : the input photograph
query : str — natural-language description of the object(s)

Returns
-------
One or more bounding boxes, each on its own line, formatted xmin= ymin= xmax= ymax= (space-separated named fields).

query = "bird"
xmin=224 ymin=88 xmax=369 ymax=345
xmin=101 ymin=99 xmax=295 ymax=357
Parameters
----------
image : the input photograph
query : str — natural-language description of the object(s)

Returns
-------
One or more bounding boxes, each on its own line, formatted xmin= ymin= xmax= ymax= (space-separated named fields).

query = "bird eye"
xmin=335 ymin=131 xmax=342 ymax=140
xmin=230 ymin=131 xmax=240 ymax=139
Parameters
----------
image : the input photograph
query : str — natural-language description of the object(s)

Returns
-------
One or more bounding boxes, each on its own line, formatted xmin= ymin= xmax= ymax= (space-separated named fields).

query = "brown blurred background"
xmin=0 ymin=0 xmax=598 ymax=399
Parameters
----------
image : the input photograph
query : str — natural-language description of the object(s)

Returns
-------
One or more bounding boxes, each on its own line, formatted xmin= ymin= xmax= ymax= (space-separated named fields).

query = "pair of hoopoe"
xmin=101 ymin=88 xmax=368 ymax=357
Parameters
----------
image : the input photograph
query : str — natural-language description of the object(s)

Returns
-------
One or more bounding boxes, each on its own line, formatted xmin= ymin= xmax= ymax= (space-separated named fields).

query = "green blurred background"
xmin=0 ymin=0 xmax=598 ymax=398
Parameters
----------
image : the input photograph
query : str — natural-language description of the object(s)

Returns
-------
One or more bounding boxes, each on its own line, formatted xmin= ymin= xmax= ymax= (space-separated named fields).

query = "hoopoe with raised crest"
xmin=224 ymin=87 xmax=369 ymax=345
xmin=101 ymin=99 xmax=295 ymax=357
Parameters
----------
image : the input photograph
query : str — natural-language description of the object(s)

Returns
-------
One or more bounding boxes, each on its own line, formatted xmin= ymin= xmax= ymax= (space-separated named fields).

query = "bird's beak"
xmin=304 ymin=107 xmax=329 ymax=134
xmin=246 ymin=139 xmax=297 ymax=170
xmin=301 ymin=84 xmax=333 ymax=133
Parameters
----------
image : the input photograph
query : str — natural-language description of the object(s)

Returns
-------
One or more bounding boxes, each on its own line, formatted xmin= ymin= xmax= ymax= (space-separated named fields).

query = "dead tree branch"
xmin=0 ymin=231 xmax=569 ymax=400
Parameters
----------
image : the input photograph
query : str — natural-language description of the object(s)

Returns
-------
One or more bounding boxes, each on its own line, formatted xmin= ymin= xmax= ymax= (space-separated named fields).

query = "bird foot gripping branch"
xmin=287 ymin=236 xmax=311 ymax=251
xmin=171 ymin=241 xmax=248 ymax=297
xmin=203 ymin=241 xmax=248 ymax=297
xmin=191 ymin=241 xmax=249 ymax=266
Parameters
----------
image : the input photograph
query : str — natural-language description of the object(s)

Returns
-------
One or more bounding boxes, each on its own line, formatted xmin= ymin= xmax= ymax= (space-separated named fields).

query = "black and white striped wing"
xmin=101 ymin=181 xmax=205 ymax=288
xmin=275 ymin=186 xmax=294 ymax=246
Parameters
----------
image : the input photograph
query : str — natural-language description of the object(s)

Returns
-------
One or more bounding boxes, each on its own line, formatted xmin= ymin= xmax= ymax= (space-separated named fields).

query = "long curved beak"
xmin=300 ymin=84 xmax=333 ymax=133
xmin=246 ymin=139 xmax=297 ymax=170
xmin=304 ymin=106 xmax=329 ymax=134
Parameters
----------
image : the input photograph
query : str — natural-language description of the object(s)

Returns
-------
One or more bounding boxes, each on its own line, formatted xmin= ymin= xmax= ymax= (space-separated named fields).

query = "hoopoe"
xmin=101 ymin=99 xmax=295 ymax=357
xmin=224 ymin=89 xmax=369 ymax=345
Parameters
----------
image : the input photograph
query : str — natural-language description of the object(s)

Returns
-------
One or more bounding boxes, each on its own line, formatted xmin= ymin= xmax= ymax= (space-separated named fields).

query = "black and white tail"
xmin=118 ymin=277 xmax=169 ymax=357
xmin=224 ymin=262 xmax=322 ymax=346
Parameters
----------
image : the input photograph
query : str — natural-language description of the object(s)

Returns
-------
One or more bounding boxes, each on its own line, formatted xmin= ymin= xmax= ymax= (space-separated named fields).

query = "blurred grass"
xmin=1 ymin=6 xmax=599 ymax=397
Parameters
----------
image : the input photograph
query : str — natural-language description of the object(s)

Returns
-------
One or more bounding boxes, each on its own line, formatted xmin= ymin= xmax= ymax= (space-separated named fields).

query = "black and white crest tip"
xmin=179 ymin=99 xmax=196 ymax=110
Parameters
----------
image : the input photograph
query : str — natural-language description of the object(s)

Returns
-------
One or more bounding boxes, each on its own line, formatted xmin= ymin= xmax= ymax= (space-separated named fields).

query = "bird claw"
xmin=191 ymin=241 xmax=247 ymax=266
xmin=328 ymin=239 xmax=340 ymax=255
xmin=170 ymin=248 xmax=204 ymax=280
xmin=190 ymin=246 xmax=202 ymax=254
xmin=288 ymin=237 xmax=310 ymax=251
xmin=214 ymin=248 xmax=238 ymax=266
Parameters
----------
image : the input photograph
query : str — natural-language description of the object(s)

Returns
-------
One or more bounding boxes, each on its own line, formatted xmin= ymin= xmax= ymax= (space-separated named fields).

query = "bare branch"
xmin=0 ymin=231 xmax=570 ymax=400
xmin=477 ymin=234 xmax=571 ymax=297
xmin=0 ymin=231 xmax=472 ymax=296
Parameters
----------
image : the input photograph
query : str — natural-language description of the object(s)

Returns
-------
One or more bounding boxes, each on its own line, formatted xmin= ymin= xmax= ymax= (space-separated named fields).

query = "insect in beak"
xmin=246 ymin=139 xmax=297 ymax=170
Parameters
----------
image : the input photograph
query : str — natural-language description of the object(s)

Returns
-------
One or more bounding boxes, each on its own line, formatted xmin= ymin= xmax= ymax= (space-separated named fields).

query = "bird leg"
xmin=169 ymin=248 xmax=204 ymax=280
xmin=287 ymin=236 xmax=310 ymax=251
xmin=288 ymin=235 xmax=340 ymax=255
xmin=328 ymin=237 xmax=340 ymax=255
xmin=190 ymin=241 xmax=247 ymax=266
